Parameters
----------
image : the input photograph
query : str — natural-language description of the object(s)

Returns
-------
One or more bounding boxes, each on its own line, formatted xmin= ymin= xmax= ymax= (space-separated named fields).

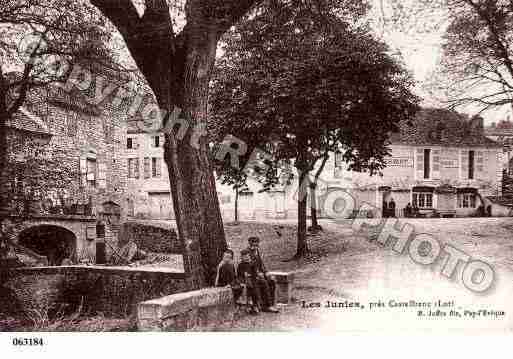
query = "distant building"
xmin=125 ymin=122 xmax=173 ymax=219
xmin=484 ymin=121 xmax=513 ymax=174
xmin=128 ymin=108 xmax=504 ymax=220
xmin=325 ymin=108 xmax=503 ymax=218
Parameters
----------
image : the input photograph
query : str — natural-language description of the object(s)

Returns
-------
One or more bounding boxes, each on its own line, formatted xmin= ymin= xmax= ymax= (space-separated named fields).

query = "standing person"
xmin=237 ymin=249 xmax=261 ymax=314
xmin=215 ymin=249 xmax=242 ymax=302
xmin=405 ymin=202 xmax=412 ymax=218
xmin=412 ymin=201 xmax=419 ymax=217
xmin=247 ymin=237 xmax=279 ymax=313
xmin=389 ymin=198 xmax=396 ymax=218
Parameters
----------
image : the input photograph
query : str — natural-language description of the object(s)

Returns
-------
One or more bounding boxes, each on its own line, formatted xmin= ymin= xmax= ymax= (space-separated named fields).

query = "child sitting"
xmin=215 ymin=249 xmax=242 ymax=302
xmin=237 ymin=249 xmax=261 ymax=314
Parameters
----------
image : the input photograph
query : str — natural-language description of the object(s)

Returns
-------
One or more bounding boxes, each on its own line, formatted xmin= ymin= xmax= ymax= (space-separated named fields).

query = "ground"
xmin=218 ymin=217 xmax=513 ymax=332
xmin=3 ymin=217 xmax=513 ymax=331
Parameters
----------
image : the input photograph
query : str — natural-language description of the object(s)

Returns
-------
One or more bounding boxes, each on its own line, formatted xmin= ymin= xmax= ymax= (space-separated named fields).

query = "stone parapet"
xmin=137 ymin=286 xmax=235 ymax=331
xmin=268 ymin=271 xmax=295 ymax=304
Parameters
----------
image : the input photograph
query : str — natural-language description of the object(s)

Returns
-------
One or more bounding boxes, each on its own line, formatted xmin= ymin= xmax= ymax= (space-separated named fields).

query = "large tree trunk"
xmin=309 ymin=154 xmax=328 ymax=232
xmin=90 ymin=0 xmax=260 ymax=289
xmin=296 ymin=167 xmax=309 ymax=258
xmin=0 ymin=108 xmax=9 ymax=214
xmin=160 ymin=34 xmax=227 ymax=289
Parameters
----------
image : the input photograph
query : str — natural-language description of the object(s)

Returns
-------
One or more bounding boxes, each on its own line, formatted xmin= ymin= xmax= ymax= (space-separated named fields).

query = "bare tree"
xmin=381 ymin=0 xmax=513 ymax=115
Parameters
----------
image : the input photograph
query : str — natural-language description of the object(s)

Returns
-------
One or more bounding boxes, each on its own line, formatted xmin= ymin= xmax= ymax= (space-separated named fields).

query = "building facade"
xmin=126 ymin=108 xmax=504 ymax=221
xmin=1 ymin=84 xmax=129 ymax=265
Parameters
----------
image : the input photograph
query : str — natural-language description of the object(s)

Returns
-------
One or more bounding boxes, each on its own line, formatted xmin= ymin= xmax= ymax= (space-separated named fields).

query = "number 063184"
xmin=12 ymin=337 xmax=44 ymax=346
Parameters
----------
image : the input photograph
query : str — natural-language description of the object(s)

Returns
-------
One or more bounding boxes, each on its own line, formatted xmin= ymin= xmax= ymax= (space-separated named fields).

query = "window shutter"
xmin=98 ymin=163 xmax=107 ymax=188
xmin=144 ymin=157 xmax=150 ymax=178
xmin=432 ymin=149 xmax=441 ymax=179
xmin=134 ymin=158 xmax=140 ymax=178
xmin=460 ymin=150 xmax=469 ymax=179
xmin=415 ymin=148 xmax=424 ymax=180
xmin=156 ymin=158 xmax=162 ymax=177
xmin=79 ymin=157 xmax=87 ymax=186
xmin=476 ymin=151 xmax=485 ymax=177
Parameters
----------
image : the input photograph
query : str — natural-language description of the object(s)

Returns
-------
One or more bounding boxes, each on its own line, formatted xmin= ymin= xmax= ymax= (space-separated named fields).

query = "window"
xmin=104 ymin=121 xmax=114 ymax=143
xmin=144 ymin=157 xmax=151 ymax=178
xmin=334 ymin=152 xmax=343 ymax=167
xmin=86 ymin=158 xmax=97 ymax=187
xmin=423 ymin=149 xmax=431 ymax=179
xmin=468 ymin=150 xmax=475 ymax=179
xmin=458 ymin=193 xmax=476 ymax=208
xmin=334 ymin=152 xmax=351 ymax=179
xmin=67 ymin=114 xmax=77 ymax=136
xmin=152 ymin=135 xmax=160 ymax=148
xmin=128 ymin=158 xmax=140 ymax=178
xmin=219 ymin=195 xmax=231 ymax=204
xmin=412 ymin=192 xmax=433 ymax=209
xmin=127 ymin=138 xmax=133 ymax=149
xmin=152 ymin=157 xmax=162 ymax=177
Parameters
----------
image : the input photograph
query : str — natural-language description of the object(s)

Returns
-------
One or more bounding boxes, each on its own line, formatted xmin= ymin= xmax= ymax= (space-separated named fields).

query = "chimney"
xmin=470 ymin=115 xmax=484 ymax=132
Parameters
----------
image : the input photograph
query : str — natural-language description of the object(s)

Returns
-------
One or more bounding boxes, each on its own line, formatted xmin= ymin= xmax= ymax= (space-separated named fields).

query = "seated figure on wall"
xmin=246 ymin=237 xmax=279 ymax=313
xmin=215 ymin=249 xmax=242 ymax=303
xmin=237 ymin=249 xmax=261 ymax=314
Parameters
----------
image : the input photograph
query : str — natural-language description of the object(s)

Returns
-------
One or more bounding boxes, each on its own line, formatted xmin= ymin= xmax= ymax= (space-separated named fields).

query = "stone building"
xmin=125 ymin=123 xmax=171 ymax=220
xmin=126 ymin=108 xmax=504 ymax=221
xmin=1 ymin=83 xmax=129 ymax=265
xmin=217 ymin=108 xmax=503 ymax=219
xmin=326 ymin=108 xmax=503 ymax=218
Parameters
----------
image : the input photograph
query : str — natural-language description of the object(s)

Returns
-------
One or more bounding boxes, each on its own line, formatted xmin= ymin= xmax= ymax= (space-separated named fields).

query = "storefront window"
xmin=458 ymin=193 xmax=476 ymax=208
xmin=412 ymin=192 xmax=433 ymax=209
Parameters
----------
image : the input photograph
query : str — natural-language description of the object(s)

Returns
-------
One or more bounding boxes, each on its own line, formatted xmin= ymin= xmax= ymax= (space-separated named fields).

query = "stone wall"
xmin=1 ymin=266 xmax=187 ymax=321
xmin=137 ymin=287 xmax=235 ymax=331
xmin=118 ymin=222 xmax=182 ymax=254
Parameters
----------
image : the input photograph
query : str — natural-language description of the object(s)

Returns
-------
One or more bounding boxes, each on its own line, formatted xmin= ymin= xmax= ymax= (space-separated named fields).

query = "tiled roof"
xmin=484 ymin=127 xmax=513 ymax=136
xmin=6 ymin=106 xmax=50 ymax=135
xmin=390 ymin=108 xmax=501 ymax=148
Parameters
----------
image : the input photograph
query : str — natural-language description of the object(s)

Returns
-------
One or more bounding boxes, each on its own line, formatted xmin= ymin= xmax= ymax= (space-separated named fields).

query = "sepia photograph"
xmin=1 ymin=0 xmax=513 ymax=354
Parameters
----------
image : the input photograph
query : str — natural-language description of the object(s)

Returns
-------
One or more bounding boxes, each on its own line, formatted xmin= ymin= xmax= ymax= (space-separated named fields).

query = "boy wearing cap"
xmin=247 ymin=236 xmax=279 ymax=313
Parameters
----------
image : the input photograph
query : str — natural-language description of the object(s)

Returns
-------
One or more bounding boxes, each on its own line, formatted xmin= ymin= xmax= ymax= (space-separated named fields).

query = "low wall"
xmin=137 ymin=287 xmax=235 ymax=331
xmin=118 ymin=222 xmax=182 ymax=254
xmin=1 ymin=266 xmax=187 ymax=321
xmin=137 ymin=271 xmax=295 ymax=332
xmin=269 ymin=271 xmax=295 ymax=304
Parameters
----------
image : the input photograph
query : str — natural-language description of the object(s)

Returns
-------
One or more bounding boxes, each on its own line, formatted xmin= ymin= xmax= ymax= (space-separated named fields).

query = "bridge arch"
xmin=17 ymin=224 xmax=77 ymax=266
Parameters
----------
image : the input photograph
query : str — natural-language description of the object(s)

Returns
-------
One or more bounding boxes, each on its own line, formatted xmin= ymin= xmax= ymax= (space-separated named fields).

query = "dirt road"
xmin=223 ymin=217 xmax=513 ymax=332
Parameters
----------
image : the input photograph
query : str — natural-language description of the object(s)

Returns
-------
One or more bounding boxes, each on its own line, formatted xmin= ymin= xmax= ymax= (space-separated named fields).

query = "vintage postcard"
xmin=1 ymin=0 xmax=513 ymax=350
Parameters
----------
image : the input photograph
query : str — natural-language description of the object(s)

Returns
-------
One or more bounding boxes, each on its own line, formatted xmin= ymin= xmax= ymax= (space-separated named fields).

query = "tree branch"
xmin=6 ymin=27 xmax=50 ymax=117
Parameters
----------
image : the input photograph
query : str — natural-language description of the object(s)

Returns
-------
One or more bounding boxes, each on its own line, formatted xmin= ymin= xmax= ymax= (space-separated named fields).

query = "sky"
xmin=126 ymin=0 xmax=511 ymax=125
xmin=368 ymin=0 xmax=512 ymax=125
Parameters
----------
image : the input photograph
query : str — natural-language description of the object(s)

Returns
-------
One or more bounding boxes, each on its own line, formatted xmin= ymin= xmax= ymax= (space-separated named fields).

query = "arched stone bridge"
xmin=1 ymin=214 xmax=99 ymax=265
